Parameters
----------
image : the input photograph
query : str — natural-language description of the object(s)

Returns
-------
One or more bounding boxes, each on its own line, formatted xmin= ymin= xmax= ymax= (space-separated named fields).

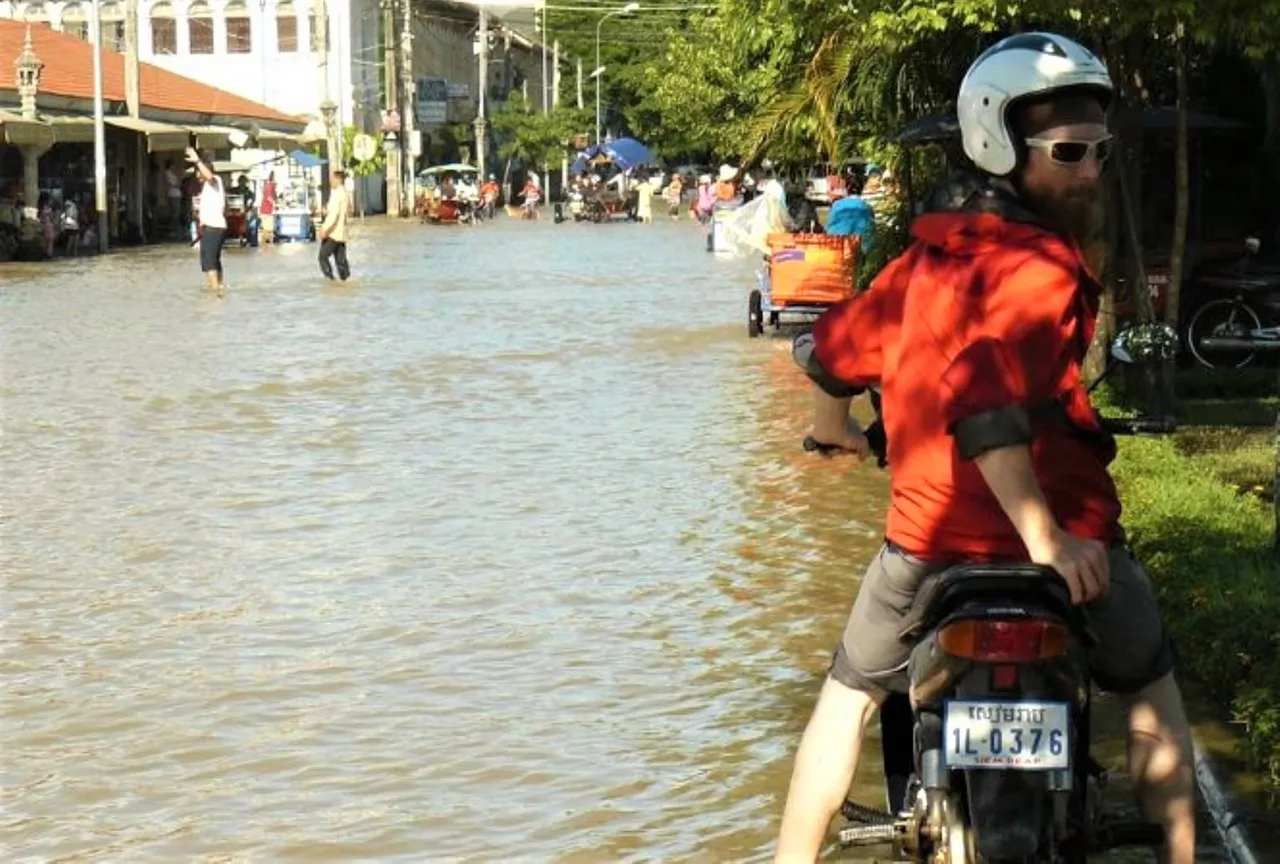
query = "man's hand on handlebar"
xmin=807 ymin=416 xmax=872 ymax=460
xmin=1025 ymin=526 xmax=1110 ymax=606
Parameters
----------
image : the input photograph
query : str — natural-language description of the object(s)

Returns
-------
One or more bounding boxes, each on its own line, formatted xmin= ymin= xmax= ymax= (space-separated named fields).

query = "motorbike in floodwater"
xmin=799 ymin=323 xmax=1180 ymax=863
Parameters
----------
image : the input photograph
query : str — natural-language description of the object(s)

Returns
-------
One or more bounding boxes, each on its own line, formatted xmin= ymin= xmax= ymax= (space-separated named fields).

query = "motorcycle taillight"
xmin=937 ymin=619 xmax=1067 ymax=662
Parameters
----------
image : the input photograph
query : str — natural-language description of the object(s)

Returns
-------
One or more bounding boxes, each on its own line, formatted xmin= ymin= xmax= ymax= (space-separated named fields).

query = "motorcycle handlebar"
xmin=803 ymin=420 xmax=889 ymax=467
xmin=802 ymin=415 xmax=1174 ymax=466
xmin=1100 ymin=415 xmax=1178 ymax=435
xmin=802 ymin=435 xmax=840 ymax=455
xmin=803 ymin=412 xmax=1173 ymax=465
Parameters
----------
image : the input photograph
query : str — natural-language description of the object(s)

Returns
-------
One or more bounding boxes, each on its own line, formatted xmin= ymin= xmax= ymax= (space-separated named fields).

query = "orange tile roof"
xmin=0 ymin=21 xmax=303 ymax=127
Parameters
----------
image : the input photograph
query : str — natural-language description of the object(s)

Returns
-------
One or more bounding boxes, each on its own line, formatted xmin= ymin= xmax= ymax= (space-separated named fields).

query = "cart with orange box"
xmin=748 ymin=232 xmax=860 ymax=337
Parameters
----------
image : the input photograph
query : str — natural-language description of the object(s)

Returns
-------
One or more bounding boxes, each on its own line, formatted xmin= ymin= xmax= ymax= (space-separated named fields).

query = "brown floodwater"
xmin=0 ymin=217 xmax=1232 ymax=861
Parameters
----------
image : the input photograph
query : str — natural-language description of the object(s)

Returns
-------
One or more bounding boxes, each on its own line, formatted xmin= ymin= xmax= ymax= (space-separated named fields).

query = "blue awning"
xmin=289 ymin=149 xmax=327 ymax=168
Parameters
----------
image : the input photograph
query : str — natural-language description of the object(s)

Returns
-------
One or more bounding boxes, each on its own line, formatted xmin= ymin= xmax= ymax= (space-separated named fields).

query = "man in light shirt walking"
xmin=186 ymin=147 xmax=227 ymax=295
xmin=318 ymin=168 xmax=351 ymax=281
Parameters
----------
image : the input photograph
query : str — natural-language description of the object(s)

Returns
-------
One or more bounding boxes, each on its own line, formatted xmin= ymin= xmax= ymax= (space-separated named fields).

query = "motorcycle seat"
xmin=898 ymin=564 xmax=1087 ymax=643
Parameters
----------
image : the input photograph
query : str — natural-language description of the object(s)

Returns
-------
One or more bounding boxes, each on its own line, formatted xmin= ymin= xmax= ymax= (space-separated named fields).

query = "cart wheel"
xmin=748 ymin=290 xmax=764 ymax=338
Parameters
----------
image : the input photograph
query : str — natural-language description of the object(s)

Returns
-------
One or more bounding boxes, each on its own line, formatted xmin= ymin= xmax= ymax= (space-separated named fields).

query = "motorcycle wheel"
xmin=1187 ymin=297 xmax=1262 ymax=368
xmin=748 ymin=290 xmax=764 ymax=338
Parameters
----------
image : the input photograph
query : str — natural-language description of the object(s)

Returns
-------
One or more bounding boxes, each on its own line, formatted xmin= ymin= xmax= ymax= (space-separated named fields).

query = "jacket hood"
xmin=909 ymin=175 xmax=1101 ymax=289
xmin=911 ymin=209 xmax=1057 ymax=257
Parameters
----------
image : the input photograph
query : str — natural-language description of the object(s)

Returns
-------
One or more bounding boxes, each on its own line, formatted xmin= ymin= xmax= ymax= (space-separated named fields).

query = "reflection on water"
xmin=0 ymin=219 xmax=1223 ymax=861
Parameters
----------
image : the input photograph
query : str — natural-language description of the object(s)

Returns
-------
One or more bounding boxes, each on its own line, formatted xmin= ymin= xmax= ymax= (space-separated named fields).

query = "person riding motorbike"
xmin=479 ymin=175 xmax=501 ymax=219
xmin=775 ymin=33 xmax=1195 ymax=864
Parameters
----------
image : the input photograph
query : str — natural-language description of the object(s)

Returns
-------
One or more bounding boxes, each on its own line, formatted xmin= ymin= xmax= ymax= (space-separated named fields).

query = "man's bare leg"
xmin=776 ymin=677 xmax=883 ymax=863
xmin=1125 ymin=672 xmax=1196 ymax=864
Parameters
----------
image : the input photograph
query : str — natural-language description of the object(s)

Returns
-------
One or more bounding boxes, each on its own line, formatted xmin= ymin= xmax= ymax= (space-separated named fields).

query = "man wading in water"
xmin=186 ymin=147 xmax=227 ymax=295
xmin=318 ymin=169 xmax=351 ymax=281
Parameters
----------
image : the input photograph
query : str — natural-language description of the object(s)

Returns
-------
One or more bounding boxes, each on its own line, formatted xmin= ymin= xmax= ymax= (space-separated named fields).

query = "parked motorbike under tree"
xmin=1174 ymin=238 xmax=1280 ymax=368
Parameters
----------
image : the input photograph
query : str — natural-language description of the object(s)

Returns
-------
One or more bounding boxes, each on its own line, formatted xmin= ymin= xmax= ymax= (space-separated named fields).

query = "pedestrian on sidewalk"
xmin=186 ymin=147 xmax=227 ymax=295
xmin=318 ymin=169 xmax=351 ymax=281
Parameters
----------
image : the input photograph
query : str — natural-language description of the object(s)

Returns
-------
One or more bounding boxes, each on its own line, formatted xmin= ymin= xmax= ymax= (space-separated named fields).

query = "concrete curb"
xmin=1193 ymin=737 xmax=1260 ymax=864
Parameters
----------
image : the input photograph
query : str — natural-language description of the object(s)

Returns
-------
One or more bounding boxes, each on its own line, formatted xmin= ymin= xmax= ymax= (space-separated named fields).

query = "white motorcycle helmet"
xmin=958 ymin=32 xmax=1113 ymax=177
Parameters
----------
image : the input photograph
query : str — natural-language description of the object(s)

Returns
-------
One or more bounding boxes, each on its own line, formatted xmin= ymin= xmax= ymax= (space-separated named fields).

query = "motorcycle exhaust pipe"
xmin=1198 ymin=337 xmax=1280 ymax=351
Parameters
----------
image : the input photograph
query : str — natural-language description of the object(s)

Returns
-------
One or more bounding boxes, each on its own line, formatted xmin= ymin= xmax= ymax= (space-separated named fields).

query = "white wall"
xmin=0 ymin=0 xmax=359 ymax=127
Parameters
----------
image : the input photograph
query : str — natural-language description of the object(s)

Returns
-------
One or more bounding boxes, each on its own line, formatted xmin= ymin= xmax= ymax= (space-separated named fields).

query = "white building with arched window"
xmin=0 ymin=0 xmax=367 ymax=130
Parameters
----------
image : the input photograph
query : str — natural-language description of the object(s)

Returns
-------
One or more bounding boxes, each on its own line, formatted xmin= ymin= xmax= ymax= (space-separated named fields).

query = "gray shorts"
xmin=830 ymin=542 xmax=1175 ymax=697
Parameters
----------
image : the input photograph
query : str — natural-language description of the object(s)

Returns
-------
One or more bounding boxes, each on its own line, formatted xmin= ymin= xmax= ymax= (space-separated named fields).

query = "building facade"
xmin=1 ymin=0 xmax=553 ymax=211
xmin=0 ymin=0 xmax=363 ymax=129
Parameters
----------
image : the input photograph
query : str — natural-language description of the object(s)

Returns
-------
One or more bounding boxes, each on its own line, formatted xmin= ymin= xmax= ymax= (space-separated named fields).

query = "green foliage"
xmin=594 ymin=0 xmax=1280 ymax=168
xmin=490 ymin=93 xmax=591 ymax=166
xmin=1111 ymin=431 xmax=1280 ymax=793
xmin=342 ymin=125 xmax=384 ymax=178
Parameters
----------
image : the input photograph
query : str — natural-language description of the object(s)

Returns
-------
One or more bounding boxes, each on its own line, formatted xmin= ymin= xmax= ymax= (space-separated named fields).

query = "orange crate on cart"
xmin=765 ymin=233 xmax=860 ymax=307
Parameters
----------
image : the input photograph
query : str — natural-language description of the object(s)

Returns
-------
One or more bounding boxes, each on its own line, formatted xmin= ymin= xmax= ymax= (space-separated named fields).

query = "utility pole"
xmin=539 ymin=3 xmax=548 ymax=204
xmin=383 ymin=0 xmax=400 ymax=216
xmin=555 ymin=40 xmax=566 ymax=202
xmin=400 ymin=0 xmax=414 ymax=214
xmin=553 ymin=41 xmax=560 ymax=109
xmin=313 ymin=0 xmax=337 ymax=168
xmin=91 ymin=0 xmax=107 ymax=252
xmin=125 ymin=0 xmax=144 ymax=240
xmin=124 ymin=0 xmax=139 ymax=117
xmin=473 ymin=8 xmax=488 ymax=179
xmin=540 ymin=1 xmax=548 ymax=113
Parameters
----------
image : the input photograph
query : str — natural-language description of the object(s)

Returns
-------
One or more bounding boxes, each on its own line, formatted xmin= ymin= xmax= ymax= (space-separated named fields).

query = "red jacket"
xmin=811 ymin=204 xmax=1120 ymax=561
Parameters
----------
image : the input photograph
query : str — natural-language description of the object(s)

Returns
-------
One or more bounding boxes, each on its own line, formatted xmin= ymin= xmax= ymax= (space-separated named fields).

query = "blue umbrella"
xmin=599 ymin=137 xmax=654 ymax=170
xmin=570 ymin=138 xmax=655 ymax=174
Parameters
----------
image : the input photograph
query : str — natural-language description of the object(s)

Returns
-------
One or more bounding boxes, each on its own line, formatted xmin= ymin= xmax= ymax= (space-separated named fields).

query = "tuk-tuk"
xmin=415 ymin=163 xmax=480 ymax=225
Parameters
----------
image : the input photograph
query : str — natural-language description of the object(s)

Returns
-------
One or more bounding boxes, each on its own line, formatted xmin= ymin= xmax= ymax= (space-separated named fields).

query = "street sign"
xmin=352 ymin=133 xmax=377 ymax=162
xmin=383 ymin=131 xmax=399 ymax=153
xmin=416 ymin=76 xmax=448 ymax=126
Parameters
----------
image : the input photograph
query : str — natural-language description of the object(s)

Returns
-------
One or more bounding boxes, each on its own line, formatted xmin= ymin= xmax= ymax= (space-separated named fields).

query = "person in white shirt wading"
xmin=318 ymin=169 xmax=351 ymax=281
xmin=186 ymin=147 xmax=227 ymax=295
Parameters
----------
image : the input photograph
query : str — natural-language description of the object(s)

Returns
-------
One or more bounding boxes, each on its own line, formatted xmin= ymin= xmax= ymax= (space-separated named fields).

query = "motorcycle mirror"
xmin=1245 ymin=236 xmax=1261 ymax=254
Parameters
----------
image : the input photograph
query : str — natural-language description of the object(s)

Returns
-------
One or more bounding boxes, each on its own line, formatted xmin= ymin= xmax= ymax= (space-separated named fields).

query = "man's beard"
xmin=1022 ymin=184 xmax=1105 ymax=245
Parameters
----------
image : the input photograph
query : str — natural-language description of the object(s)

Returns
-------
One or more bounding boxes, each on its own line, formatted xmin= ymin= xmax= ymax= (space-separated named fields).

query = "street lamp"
xmin=595 ymin=2 xmax=639 ymax=145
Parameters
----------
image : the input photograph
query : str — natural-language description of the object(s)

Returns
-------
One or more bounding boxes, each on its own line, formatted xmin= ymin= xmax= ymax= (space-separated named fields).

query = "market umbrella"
xmin=600 ymin=137 xmax=654 ymax=170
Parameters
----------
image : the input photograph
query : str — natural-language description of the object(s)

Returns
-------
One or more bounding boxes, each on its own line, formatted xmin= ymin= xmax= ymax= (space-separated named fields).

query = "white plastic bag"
xmin=716 ymin=195 xmax=788 ymax=257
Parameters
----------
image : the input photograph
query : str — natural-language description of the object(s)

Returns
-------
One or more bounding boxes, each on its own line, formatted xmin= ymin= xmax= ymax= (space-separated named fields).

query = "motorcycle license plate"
xmin=943 ymin=700 xmax=1070 ymax=771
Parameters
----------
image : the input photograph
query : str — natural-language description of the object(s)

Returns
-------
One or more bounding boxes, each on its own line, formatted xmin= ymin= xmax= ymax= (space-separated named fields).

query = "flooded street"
xmin=2 ymin=218 xmax=888 ymax=861
xmin=1 ymin=218 xmax=1225 ymax=861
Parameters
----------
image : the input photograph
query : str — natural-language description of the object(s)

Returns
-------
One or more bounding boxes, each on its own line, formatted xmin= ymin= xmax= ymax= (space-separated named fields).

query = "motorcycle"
xmin=1181 ymin=237 xmax=1280 ymax=368
xmin=475 ymin=192 xmax=497 ymax=222
xmin=799 ymin=323 xmax=1180 ymax=863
